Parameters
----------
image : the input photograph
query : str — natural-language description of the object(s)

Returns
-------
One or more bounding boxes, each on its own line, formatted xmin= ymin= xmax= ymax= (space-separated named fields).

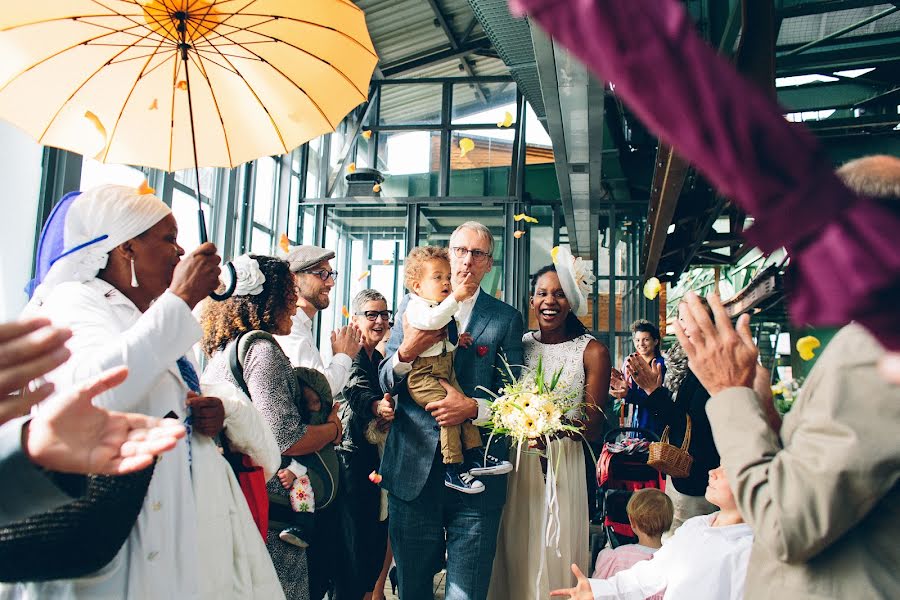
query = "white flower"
xmin=232 ymin=254 xmax=266 ymax=296
xmin=571 ymin=256 xmax=596 ymax=299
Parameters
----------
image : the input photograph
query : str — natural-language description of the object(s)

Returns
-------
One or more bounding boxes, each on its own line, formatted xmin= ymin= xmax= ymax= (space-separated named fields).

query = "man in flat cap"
xmin=276 ymin=245 xmax=361 ymax=397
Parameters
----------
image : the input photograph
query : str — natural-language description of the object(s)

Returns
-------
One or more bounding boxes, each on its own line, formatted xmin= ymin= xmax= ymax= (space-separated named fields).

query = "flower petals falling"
xmin=796 ymin=335 xmax=821 ymax=361
xmin=643 ymin=277 xmax=661 ymax=300
xmin=459 ymin=137 xmax=474 ymax=158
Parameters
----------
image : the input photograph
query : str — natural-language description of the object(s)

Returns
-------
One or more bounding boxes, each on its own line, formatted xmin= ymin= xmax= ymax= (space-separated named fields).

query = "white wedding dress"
xmin=487 ymin=332 xmax=592 ymax=600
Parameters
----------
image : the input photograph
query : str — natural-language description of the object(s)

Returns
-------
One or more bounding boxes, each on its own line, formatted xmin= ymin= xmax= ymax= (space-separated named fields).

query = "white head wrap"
xmin=32 ymin=184 xmax=171 ymax=301
xmin=551 ymin=245 xmax=595 ymax=317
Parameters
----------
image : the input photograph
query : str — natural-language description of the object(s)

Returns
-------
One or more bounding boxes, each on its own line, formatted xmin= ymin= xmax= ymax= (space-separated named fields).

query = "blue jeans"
xmin=388 ymin=455 xmax=503 ymax=600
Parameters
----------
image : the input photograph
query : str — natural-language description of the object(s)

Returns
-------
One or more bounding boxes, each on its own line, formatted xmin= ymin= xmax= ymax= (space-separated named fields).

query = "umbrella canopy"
xmin=0 ymin=0 xmax=378 ymax=171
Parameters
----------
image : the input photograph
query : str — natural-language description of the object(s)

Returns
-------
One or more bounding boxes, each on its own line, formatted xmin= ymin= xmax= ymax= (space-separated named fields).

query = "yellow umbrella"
xmin=0 ymin=0 xmax=378 ymax=297
xmin=0 ymin=0 xmax=377 ymax=170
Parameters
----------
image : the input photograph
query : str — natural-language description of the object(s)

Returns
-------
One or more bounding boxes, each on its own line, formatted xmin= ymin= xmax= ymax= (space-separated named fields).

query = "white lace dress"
xmin=487 ymin=332 xmax=593 ymax=600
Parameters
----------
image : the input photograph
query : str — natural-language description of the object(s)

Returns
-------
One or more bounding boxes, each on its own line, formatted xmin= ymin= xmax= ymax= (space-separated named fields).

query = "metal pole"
xmin=782 ymin=5 xmax=900 ymax=57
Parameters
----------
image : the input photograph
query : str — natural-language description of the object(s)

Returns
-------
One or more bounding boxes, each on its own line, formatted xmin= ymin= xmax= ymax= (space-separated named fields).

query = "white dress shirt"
xmin=275 ymin=310 xmax=352 ymax=397
xmin=588 ymin=513 xmax=753 ymax=600
xmin=392 ymin=288 xmax=491 ymax=421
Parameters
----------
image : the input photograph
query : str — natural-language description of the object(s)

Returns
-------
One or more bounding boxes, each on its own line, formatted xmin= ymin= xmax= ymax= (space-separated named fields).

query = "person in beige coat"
xmin=674 ymin=289 xmax=899 ymax=599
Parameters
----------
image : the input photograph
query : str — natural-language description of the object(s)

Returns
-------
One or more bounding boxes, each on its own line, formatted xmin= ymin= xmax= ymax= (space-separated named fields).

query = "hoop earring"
xmin=130 ymin=258 xmax=139 ymax=288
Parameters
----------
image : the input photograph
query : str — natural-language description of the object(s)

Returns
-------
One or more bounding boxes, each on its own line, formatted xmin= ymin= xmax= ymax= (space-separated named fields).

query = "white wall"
xmin=0 ymin=121 xmax=42 ymax=320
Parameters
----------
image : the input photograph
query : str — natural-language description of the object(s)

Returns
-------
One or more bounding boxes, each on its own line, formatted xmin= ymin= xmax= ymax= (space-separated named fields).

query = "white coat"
xmin=6 ymin=278 xmax=201 ymax=599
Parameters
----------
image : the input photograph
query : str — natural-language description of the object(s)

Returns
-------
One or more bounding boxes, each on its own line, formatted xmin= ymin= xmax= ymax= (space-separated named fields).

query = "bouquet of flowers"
xmin=480 ymin=355 xmax=581 ymax=467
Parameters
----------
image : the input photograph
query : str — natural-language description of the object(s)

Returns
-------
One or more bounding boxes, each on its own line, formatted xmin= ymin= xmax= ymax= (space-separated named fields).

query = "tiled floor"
xmin=380 ymin=570 xmax=446 ymax=599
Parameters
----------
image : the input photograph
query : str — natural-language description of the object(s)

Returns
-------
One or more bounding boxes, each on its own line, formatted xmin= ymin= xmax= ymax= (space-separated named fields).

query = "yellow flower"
xmin=643 ymin=277 xmax=661 ymax=300
xmin=347 ymin=162 xmax=357 ymax=174
xmin=796 ymin=336 xmax=821 ymax=361
xmin=497 ymin=111 xmax=513 ymax=128
xmin=361 ymin=130 xmax=372 ymax=140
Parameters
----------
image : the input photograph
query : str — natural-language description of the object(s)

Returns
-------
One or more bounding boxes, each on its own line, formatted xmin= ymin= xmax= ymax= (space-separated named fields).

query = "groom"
xmin=379 ymin=221 xmax=524 ymax=599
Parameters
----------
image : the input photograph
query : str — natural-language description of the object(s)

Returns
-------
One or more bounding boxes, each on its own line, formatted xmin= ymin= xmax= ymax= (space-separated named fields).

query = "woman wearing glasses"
xmin=339 ymin=289 xmax=395 ymax=600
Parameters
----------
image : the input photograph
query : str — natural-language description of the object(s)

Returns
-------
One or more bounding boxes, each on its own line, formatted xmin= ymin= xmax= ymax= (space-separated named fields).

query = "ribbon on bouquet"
xmin=534 ymin=433 xmax=563 ymax=597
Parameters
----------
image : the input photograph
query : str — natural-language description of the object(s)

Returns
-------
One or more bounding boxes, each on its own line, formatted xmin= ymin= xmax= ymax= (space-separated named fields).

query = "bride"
xmin=488 ymin=247 xmax=611 ymax=599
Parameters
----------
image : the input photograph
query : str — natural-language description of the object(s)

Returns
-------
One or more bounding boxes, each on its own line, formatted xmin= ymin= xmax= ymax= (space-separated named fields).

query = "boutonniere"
xmin=476 ymin=344 xmax=489 ymax=358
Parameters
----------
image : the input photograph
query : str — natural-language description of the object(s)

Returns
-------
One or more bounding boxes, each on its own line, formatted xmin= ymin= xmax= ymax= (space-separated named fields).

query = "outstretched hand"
xmin=0 ymin=318 xmax=72 ymax=425
xmin=24 ymin=366 xmax=186 ymax=475
xmin=550 ymin=564 xmax=594 ymax=599
xmin=674 ymin=292 xmax=758 ymax=395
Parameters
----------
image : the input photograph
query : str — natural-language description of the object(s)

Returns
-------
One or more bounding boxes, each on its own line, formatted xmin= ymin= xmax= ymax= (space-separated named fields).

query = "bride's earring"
xmin=130 ymin=257 xmax=139 ymax=288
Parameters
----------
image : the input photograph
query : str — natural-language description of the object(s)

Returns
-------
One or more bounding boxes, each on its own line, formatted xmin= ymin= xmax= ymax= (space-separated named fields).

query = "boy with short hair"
xmin=592 ymin=489 xmax=673 ymax=599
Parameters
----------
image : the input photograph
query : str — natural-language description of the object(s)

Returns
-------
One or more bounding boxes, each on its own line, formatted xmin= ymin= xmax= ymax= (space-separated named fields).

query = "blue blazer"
xmin=378 ymin=291 xmax=524 ymax=507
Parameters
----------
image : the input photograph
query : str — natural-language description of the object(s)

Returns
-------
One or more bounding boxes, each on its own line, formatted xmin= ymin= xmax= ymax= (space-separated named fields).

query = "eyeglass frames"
xmin=354 ymin=310 xmax=393 ymax=322
xmin=302 ymin=269 xmax=338 ymax=281
xmin=449 ymin=246 xmax=492 ymax=262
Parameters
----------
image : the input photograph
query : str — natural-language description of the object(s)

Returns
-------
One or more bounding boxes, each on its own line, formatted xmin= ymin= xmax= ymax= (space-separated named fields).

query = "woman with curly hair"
xmin=200 ymin=254 xmax=344 ymax=600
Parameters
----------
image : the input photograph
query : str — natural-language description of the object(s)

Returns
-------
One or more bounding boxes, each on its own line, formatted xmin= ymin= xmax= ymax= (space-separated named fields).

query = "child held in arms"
xmin=402 ymin=246 xmax=512 ymax=494
xmin=553 ymin=467 xmax=752 ymax=600
xmin=592 ymin=488 xmax=673 ymax=600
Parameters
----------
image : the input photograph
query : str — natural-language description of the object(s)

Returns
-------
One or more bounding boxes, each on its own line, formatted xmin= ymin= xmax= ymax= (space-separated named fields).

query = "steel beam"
xmin=425 ymin=0 xmax=489 ymax=103
xmin=379 ymin=37 xmax=493 ymax=78
xmin=777 ymin=0 xmax=896 ymax=18
xmin=782 ymin=5 xmax=900 ymax=57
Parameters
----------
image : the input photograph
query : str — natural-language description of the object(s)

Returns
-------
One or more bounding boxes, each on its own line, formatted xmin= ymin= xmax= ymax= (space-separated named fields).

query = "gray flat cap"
xmin=286 ymin=245 xmax=335 ymax=273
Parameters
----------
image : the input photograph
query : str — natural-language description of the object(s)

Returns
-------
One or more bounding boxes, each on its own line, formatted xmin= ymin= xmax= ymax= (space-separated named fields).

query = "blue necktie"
xmin=175 ymin=356 xmax=201 ymax=469
xmin=447 ymin=319 xmax=459 ymax=346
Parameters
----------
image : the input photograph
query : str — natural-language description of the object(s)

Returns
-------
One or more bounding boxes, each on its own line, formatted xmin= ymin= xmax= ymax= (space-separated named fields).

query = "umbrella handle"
xmin=210 ymin=262 xmax=237 ymax=301
xmin=197 ymin=205 xmax=236 ymax=301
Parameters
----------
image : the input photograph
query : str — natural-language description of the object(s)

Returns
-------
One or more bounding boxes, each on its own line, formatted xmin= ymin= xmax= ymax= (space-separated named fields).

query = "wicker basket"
xmin=647 ymin=415 xmax=694 ymax=479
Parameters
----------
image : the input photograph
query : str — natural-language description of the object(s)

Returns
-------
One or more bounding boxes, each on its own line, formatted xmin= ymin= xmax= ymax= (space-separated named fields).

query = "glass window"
xmin=80 ymin=159 xmax=145 ymax=189
xmin=417 ymin=204 xmax=506 ymax=299
xmin=175 ymin=167 xmax=217 ymax=202
xmin=250 ymin=226 xmax=272 ymax=255
xmin=318 ymin=205 xmax=408 ymax=351
xmin=376 ymin=131 xmax=439 ymax=198
xmin=378 ymin=83 xmax=443 ymax=126
xmin=287 ymin=172 xmax=302 ymax=243
xmin=306 ymin=137 xmax=323 ymax=198
xmin=449 ymin=130 xmax=512 ymax=197
xmin=171 ymin=188 xmax=207 ymax=254
xmin=451 ymin=83 xmax=517 ymax=125
xmin=253 ymin=157 xmax=276 ymax=224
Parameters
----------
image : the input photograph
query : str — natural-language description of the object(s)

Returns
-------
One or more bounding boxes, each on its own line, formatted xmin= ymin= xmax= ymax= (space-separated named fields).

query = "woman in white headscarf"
xmin=7 ymin=183 xmax=225 ymax=599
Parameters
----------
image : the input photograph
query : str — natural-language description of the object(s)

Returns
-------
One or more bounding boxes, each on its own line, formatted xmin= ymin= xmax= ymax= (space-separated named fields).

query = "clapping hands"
xmin=625 ymin=354 xmax=662 ymax=394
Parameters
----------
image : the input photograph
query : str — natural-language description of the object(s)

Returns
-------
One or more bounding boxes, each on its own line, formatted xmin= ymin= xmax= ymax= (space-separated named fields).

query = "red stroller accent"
xmin=591 ymin=427 xmax=665 ymax=565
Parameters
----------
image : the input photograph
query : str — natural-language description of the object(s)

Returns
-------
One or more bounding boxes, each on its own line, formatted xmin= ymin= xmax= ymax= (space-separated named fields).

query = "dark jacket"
xmin=639 ymin=370 xmax=719 ymax=496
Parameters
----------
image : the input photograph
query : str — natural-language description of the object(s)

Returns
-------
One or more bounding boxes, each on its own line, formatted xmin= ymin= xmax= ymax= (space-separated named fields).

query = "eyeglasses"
xmin=303 ymin=269 xmax=338 ymax=281
xmin=355 ymin=310 xmax=393 ymax=322
xmin=450 ymin=246 xmax=491 ymax=262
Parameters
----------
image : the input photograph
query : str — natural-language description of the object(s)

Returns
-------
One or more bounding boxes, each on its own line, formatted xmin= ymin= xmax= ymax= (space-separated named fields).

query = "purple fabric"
xmin=25 ymin=191 xmax=82 ymax=298
xmin=514 ymin=0 xmax=900 ymax=350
